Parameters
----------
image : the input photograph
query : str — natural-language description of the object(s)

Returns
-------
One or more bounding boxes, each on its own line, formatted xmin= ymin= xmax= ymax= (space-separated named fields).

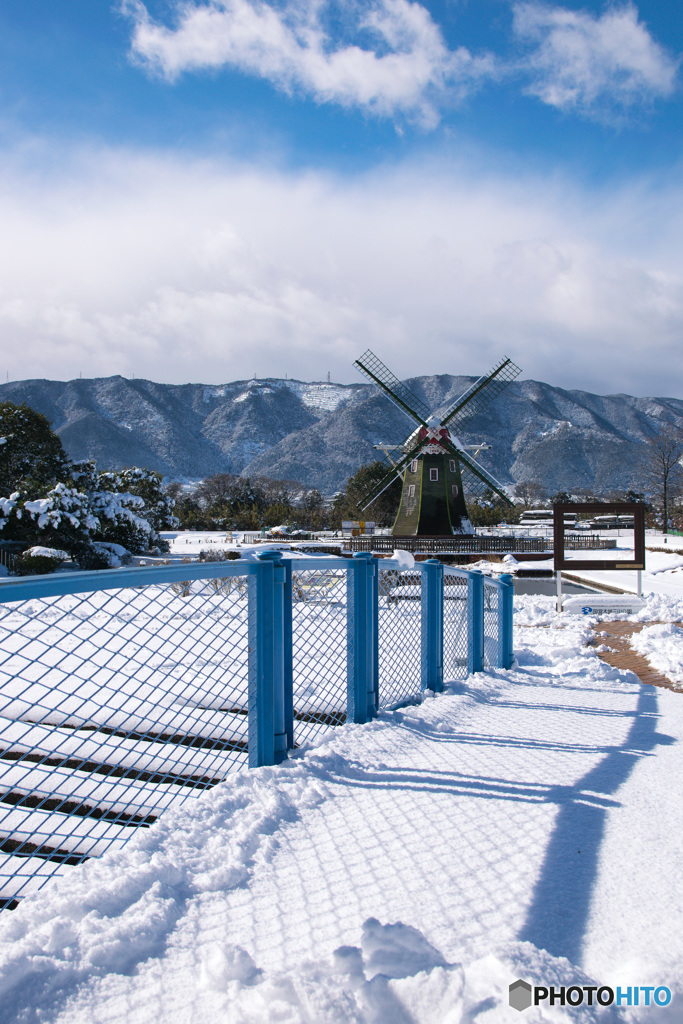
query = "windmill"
xmin=353 ymin=350 xmax=521 ymax=536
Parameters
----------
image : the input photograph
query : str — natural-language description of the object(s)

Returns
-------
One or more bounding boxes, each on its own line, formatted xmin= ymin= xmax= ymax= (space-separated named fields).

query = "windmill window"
xmin=429 ymin=468 xmax=439 ymax=482
xmin=449 ymin=460 xmax=456 ymax=472
xmin=408 ymin=485 xmax=415 ymax=497
xmin=410 ymin=460 xmax=418 ymax=473
xmin=452 ymin=485 xmax=459 ymax=497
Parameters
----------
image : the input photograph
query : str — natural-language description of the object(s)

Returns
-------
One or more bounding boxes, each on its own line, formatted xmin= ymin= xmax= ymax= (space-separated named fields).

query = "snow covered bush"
xmin=1 ymin=482 xmax=99 ymax=554
xmin=198 ymin=549 xmax=241 ymax=561
xmin=91 ymin=466 xmax=178 ymax=536
xmin=91 ymin=542 xmax=132 ymax=568
xmin=24 ymin=546 xmax=70 ymax=560
xmin=0 ymin=400 xmax=178 ymax=572
xmin=70 ymin=462 xmax=177 ymax=556
xmin=13 ymin=553 xmax=64 ymax=575
xmin=0 ymin=464 xmax=177 ymax=571
xmin=15 ymin=545 xmax=70 ymax=574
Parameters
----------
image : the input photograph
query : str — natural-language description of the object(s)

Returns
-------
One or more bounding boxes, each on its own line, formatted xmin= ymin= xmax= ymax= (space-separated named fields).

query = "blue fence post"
xmin=248 ymin=556 xmax=274 ymax=767
xmin=372 ymin=555 xmax=380 ymax=714
xmin=347 ymin=552 xmax=375 ymax=724
xmin=421 ymin=558 xmax=444 ymax=692
xmin=282 ymin=557 xmax=294 ymax=750
xmin=250 ymin=551 xmax=287 ymax=765
xmin=499 ymin=573 xmax=514 ymax=670
xmin=467 ymin=569 xmax=484 ymax=675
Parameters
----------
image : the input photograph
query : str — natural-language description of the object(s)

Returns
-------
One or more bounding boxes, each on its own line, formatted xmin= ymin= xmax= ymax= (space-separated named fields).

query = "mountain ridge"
xmin=1 ymin=374 xmax=680 ymax=496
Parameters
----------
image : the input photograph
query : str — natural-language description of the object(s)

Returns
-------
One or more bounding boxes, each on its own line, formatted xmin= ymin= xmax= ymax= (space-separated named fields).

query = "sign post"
xmin=553 ymin=502 xmax=646 ymax=613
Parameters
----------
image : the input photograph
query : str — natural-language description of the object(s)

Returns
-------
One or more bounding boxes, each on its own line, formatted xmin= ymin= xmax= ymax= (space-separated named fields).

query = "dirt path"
xmin=588 ymin=621 xmax=683 ymax=693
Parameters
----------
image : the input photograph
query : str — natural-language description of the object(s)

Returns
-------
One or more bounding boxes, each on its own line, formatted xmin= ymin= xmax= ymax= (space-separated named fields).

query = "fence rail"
xmin=346 ymin=535 xmax=617 ymax=554
xmin=0 ymin=554 xmax=513 ymax=910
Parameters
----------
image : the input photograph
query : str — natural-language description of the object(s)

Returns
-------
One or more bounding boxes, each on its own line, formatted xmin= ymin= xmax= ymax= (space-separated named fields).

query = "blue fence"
xmin=0 ymin=552 xmax=513 ymax=909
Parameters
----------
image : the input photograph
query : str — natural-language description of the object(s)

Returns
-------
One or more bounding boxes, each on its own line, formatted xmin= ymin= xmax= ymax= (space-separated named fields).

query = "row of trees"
xmin=168 ymin=475 xmax=330 ymax=533
xmin=171 ymin=462 xmax=413 ymax=533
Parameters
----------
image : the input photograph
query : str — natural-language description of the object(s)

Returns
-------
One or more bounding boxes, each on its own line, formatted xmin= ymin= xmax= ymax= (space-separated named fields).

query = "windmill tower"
xmin=353 ymin=350 xmax=521 ymax=536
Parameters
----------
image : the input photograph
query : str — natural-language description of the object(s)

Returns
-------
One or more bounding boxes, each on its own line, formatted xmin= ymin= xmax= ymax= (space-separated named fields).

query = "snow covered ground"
xmin=630 ymin=623 xmax=683 ymax=686
xmin=555 ymin=545 xmax=683 ymax=601
xmin=496 ymin=535 xmax=683 ymax=606
xmin=0 ymin=595 xmax=681 ymax=1022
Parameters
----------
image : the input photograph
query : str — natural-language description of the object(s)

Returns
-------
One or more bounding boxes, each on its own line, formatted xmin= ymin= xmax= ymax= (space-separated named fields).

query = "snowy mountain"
xmin=1 ymin=374 xmax=682 ymax=495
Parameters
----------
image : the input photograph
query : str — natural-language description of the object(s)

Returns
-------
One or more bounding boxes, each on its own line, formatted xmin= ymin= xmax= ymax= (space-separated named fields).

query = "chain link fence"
xmin=377 ymin=567 xmax=422 ymax=708
xmin=483 ymin=577 xmax=500 ymax=670
xmin=0 ymin=554 xmax=514 ymax=912
xmin=290 ymin=566 xmax=348 ymax=747
xmin=442 ymin=570 xmax=469 ymax=683
xmin=0 ymin=566 xmax=253 ymax=909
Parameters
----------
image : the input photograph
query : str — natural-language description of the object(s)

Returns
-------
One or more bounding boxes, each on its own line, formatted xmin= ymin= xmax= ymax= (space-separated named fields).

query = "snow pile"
xmin=647 ymin=556 xmax=683 ymax=575
xmin=630 ymin=623 xmax=683 ymax=685
xmin=513 ymin=593 xmax=559 ymax=626
xmin=24 ymin=546 xmax=69 ymax=561
xmin=392 ymin=549 xmax=415 ymax=570
xmin=514 ymin=592 xmax=683 ymax=628
xmin=628 ymin=592 xmax=683 ymax=623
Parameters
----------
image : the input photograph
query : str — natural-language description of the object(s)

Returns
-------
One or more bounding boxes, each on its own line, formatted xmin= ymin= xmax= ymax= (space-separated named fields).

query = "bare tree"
xmin=195 ymin=473 xmax=239 ymax=507
xmin=163 ymin=480 xmax=184 ymax=501
xmin=514 ymin=481 xmax=547 ymax=507
xmin=641 ymin=426 xmax=683 ymax=534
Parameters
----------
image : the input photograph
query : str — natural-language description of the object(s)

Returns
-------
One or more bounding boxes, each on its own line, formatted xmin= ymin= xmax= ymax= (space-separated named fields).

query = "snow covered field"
xmin=0 ymin=594 xmax=680 ymax=1023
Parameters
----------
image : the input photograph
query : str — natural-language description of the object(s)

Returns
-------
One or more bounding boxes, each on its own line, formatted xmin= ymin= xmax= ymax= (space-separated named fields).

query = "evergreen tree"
xmin=330 ymin=462 xmax=402 ymax=529
xmin=467 ymin=488 xmax=509 ymax=527
xmin=0 ymin=402 xmax=70 ymax=496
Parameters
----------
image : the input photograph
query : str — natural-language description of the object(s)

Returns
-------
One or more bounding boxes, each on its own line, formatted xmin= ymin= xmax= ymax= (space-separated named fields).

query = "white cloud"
xmin=123 ymin=0 xmax=494 ymax=126
xmin=0 ymin=145 xmax=682 ymax=396
xmin=513 ymin=1 xmax=679 ymax=117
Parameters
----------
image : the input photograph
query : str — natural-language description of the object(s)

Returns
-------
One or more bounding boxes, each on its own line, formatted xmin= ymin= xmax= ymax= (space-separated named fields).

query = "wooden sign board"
xmin=553 ymin=502 xmax=646 ymax=572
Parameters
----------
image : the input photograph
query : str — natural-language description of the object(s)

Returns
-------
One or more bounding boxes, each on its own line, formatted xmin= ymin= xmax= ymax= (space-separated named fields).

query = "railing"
xmin=0 ymin=550 xmax=18 ymax=574
xmin=0 ymin=553 xmax=513 ymax=910
xmin=347 ymin=535 xmax=616 ymax=554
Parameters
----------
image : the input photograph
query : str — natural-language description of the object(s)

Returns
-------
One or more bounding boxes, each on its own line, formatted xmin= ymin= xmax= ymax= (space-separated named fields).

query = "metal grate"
xmin=457 ymin=455 xmax=512 ymax=504
xmin=290 ymin=567 xmax=348 ymax=746
xmin=354 ymin=349 xmax=431 ymax=425
xmin=0 ymin=572 xmax=251 ymax=908
xmin=442 ymin=570 xmax=469 ymax=683
xmin=483 ymin=577 xmax=500 ymax=670
xmin=377 ymin=568 xmax=422 ymax=708
xmin=440 ymin=356 xmax=521 ymax=432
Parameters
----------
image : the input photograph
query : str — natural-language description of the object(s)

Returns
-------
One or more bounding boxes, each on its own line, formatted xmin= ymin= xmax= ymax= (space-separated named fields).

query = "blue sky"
xmin=0 ymin=1 xmax=681 ymax=395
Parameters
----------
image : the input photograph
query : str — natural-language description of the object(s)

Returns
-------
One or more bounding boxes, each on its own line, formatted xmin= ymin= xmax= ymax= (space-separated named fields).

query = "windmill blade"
xmin=440 ymin=357 xmax=521 ymax=433
xmin=459 ymin=462 xmax=513 ymax=507
xmin=357 ymin=437 xmax=429 ymax=511
xmin=354 ymin=349 xmax=430 ymax=427
xmin=441 ymin=437 xmax=513 ymax=507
